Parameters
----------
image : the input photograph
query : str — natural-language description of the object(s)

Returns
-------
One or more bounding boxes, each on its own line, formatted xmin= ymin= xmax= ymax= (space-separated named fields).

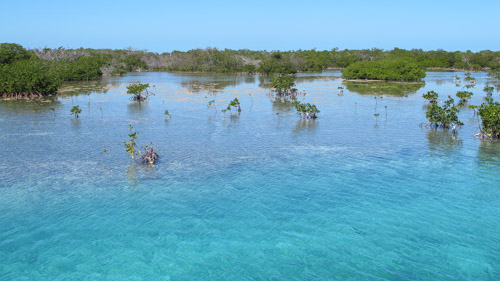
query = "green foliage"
xmin=423 ymin=91 xmax=439 ymax=103
xmin=0 ymin=43 xmax=33 ymax=64
xmin=126 ymin=83 xmax=151 ymax=102
xmin=53 ymin=55 xmax=105 ymax=81
xmin=342 ymin=59 xmax=426 ymax=81
xmin=483 ymin=85 xmax=495 ymax=95
xmin=226 ymin=98 xmax=241 ymax=112
xmin=125 ymin=125 xmax=138 ymax=160
xmin=164 ymin=109 xmax=171 ymax=118
xmin=271 ymin=76 xmax=297 ymax=94
xmin=258 ymin=52 xmax=297 ymax=75
xmin=70 ymin=105 xmax=82 ymax=118
xmin=456 ymin=91 xmax=473 ymax=104
xmin=425 ymin=95 xmax=463 ymax=129
xmin=292 ymin=100 xmax=320 ymax=119
xmin=0 ymin=58 xmax=62 ymax=96
xmin=121 ymin=55 xmax=148 ymax=72
xmin=478 ymin=98 xmax=500 ymax=139
xmin=488 ymin=71 xmax=500 ymax=80
xmin=207 ymin=100 xmax=217 ymax=115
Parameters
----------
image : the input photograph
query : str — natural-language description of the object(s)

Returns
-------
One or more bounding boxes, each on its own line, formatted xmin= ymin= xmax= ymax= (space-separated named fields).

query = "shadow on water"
xmin=426 ymin=129 xmax=462 ymax=155
xmin=59 ymin=80 xmax=119 ymax=96
xmin=180 ymin=75 xmax=254 ymax=94
xmin=0 ymin=98 xmax=61 ymax=114
xmin=222 ymin=113 xmax=240 ymax=129
xmin=343 ymin=81 xmax=425 ymax=97
xmin=477 ymin=140 xmax=500 ymax=170
xmin=271 ymin=100 xmax=295 ymax=114
xmin=127 ymin=102 xmax=150 ymax=117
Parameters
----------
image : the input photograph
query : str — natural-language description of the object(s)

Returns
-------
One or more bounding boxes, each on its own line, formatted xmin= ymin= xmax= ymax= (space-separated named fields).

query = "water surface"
xmin=0 ymin=71 xmax=499 ymax=280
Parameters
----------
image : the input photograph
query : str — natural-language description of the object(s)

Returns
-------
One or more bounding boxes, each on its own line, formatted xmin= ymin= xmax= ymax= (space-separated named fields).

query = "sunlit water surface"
xmin=1 ymin=71 xmax=499 ymax=280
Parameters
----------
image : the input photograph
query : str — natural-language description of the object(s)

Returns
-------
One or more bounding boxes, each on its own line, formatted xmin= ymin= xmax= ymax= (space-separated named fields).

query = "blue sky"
xmin=1 ymin=0 xmax=498 ymax=52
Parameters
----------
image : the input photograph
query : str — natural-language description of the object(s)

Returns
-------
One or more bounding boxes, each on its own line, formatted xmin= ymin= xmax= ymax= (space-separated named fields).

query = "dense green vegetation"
xmin=424 ymin=94 xmax=463 ymax=131
xmin=477 ymin=98 xmax=500 ymax=139
xmin=292 ymin=100 xmax=320 ymax=119
xmin=1 ymin=42 xmax=500 ymax=97
xmin=0 ymin=43 xmax=106 ymax=96
xmin=342 ymin=60 xmax=426 ymax=81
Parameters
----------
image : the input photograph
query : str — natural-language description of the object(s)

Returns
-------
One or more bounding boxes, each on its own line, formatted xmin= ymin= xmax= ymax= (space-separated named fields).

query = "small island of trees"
xmin=342 ymin=59 xmax=426 ymax=81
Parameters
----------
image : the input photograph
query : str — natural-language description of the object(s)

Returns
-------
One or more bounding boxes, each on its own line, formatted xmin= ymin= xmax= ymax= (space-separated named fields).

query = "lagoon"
xmin=0 ymin=71 xmax=499 ymax=280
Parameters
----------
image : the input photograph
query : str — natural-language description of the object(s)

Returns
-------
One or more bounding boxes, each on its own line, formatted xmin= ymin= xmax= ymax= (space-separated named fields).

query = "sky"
xmin=1 ymin=0 xmax=499 ymax=52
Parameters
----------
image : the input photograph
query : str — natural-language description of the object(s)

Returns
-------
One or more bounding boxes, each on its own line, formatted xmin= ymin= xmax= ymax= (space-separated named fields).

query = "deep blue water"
xmin=0 ymin=71 xmax=499 ymax=280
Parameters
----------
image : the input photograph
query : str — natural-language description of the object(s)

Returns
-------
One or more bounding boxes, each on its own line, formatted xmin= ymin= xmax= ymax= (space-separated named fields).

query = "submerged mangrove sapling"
xmin=423 ymin=91 xmax=438 ymax=103
xmin=70 ymin=105 xmax=82 ymax=119
xmin=476 ymin=97 xmax=500 ymax=139
xmin=483 ymin=85 xmax=495 ymax=97
xmin=270 ymin=76 xmax=300 ymax=101
xmin=126 ymin=83 xmax=153 ymax=102
xmin=124 ymin=125 xmax=159 ymax=164
xmin=224 ymin=98 xmax=241 ymax=114
xmin=292 ymin=100 xmax=320 ymax=119
xmin=456 ymin=91 xmax=473 ymax=105
xmin=164 ymin=110 xmax=171 ymax=119
xmin=207 ymin=100 xmax=217 ymax=116
xmin=422 ymin=95 xmax=463 ymax=133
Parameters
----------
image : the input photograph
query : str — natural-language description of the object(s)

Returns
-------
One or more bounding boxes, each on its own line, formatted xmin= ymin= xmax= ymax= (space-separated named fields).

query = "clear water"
xmin=1 ymin=71 xmax=499 ymax=280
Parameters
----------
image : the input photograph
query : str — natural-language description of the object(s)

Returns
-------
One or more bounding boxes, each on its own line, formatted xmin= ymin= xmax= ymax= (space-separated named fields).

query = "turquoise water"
xmin=1 ymin=71 xmax=499 ymax=280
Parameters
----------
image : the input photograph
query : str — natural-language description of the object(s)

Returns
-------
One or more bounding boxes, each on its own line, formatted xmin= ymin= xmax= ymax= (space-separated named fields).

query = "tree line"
xmin=1 ymin=43 xmax=500 ymax=96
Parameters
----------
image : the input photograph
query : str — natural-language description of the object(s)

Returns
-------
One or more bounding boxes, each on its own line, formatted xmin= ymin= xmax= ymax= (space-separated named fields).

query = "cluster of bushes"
xmin=342 ymin=59 xmax=426 ymax=81
xmin=0 ymin=43 xmax=108 ymax=96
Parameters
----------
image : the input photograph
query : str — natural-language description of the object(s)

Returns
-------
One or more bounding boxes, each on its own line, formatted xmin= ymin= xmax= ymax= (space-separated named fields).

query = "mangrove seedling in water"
xmin=483 ymin=85 xmax=495 ymax=97
xmin=423 ymin=91 xmax=438 ymax=103
xmin=476 ymin=97 xmax=500 ymax=139
xmin=125 ymin=125 xmax=138 ymax=160
xmin=164 ymin=110 xmax=171 ymax=119
xmin=422 ymin=95 xmax=463 ymax=133
xmin=207 ymin=100 xmax=217 ymax=116
xmin=124 ymin=125 xmax=159 ymax=164
xmin=292 ymin=100 xmax=320 ymax=119
xmin=270 ymin=76 xmax=300 ymax=101
xmin=126 ymin=82 xmax=153 ymax=102
xmin=70 ymin=105 xmax=82 ymax=119
xmin=456 ymin=91 xmax=473 ymax=105
xmin=226 ymin=98 xmax=241 ymax=113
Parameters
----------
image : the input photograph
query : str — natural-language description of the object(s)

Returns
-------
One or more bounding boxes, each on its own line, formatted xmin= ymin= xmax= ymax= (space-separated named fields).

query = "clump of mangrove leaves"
xmin=342 ymin=59 xmax=426 ymax=81
xmin=477 ymin=97 xmax=500 ymax=139
xmin=423 ymin=91 xmax=439 ymax=103
xmin=422 ymin=94 xmax=463 ymax=133
xmin=126 ymin=83 xmax=153 ymax=102
xmin=292 ymin=100 xmax=320 ymax=119
xmin=125 ymin=125 xmax=159 ymax=165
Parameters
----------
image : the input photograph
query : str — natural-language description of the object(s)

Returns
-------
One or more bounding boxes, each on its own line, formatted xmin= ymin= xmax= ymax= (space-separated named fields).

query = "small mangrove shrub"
xmin=456 ymin=91 xmax=473 ymax=105
xmin=222 ymin=98 xmax=241 ymax=114
xmin=477 ymin=97 xmax=500 ymax=139
xmin=125 ymin=125 xmax=159 ymax=164
xmin=270 ymin=76 xmax=301 ymax=101
xmin=126 ymin=82 xmax=153 ymax=102
xmin=70 ymin=105 xmax=82 ymax=118
xmin=292 ymin=100 xmax=320 ymax=119
xmin=422 ymin=95 xmax=463 ymax=132
xmin=423 ymin=91 xmax=438 ymax=103
xmin=483 ymin=85 xmax=495 ymax=96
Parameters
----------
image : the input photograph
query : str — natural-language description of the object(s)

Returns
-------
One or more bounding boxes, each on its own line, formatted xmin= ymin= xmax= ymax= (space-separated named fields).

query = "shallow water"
xmin=0 ymin=71 xmax=499 ymax=280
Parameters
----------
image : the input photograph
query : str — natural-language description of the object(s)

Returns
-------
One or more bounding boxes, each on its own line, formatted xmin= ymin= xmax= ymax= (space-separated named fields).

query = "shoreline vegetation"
xmin=1 ymin=42 xmax=499 ymax=97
